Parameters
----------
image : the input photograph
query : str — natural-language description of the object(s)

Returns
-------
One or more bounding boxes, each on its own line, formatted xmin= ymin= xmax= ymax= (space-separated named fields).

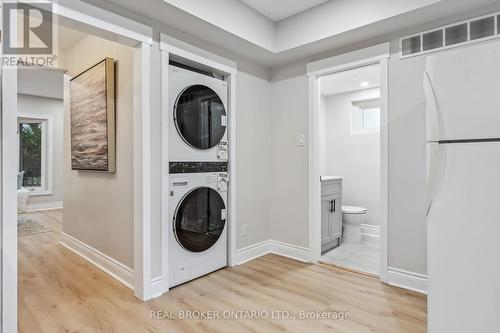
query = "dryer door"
xmin=174 ymin=85 xmax=227 ymax=150
xmin=174 ymin=187 xmax=226 ymax=253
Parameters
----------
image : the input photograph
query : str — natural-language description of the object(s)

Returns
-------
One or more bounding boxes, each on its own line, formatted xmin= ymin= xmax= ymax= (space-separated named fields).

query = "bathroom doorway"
xmin=307 ymin=45 xmax=389 ymax=281
xmin=318 ymin=64 xmax=382 ymax=276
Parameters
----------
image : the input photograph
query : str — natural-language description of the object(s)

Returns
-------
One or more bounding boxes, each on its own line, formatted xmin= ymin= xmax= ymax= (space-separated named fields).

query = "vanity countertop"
xmin=320 ymin=176 xmax=343 ymax=182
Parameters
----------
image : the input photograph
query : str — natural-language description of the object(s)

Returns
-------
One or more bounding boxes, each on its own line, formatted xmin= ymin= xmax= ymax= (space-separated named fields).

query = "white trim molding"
xmin=235 ymin=241 xmax=271 ymax=265
xmin=59 ymin=233 xmax=134 ymax=289
xmin=150 ymin=276 xmax=165 ymax=299
xmin=26 ymin=201 xmax=63 ymax=212
xmin=307 ymin=43 xmax=390 ymax=77
xmin=133 ymin=42 xmax=153 ymax=301
xmin=2 ymin=62 xmax=19 ymax=333
xmin=160 ymin=34 xmax=237 ymax=76
xmin=52 ymin=0 xmax=153 ymax=45
xmin=270 ymin=240 xmax=310 ymax=263
xmin=361 ymin=224 xmax=381 ymax=238
xmin=235 ymin=240 xmax=310 ymax=266
xmin=387 ymin=267 xmax=428 ymax=294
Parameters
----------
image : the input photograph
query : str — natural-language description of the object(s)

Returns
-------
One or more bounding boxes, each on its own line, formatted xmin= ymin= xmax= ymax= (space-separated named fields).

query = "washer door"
xmin=174 ymin=187 xmax=226 ymax=253
xmin=174 ymin=85 xmax=226 ymax=150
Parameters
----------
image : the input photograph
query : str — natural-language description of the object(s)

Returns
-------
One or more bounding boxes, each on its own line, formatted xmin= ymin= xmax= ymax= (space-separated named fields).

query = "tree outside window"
xmin=19 ymin=122 xmax=42 ymax=188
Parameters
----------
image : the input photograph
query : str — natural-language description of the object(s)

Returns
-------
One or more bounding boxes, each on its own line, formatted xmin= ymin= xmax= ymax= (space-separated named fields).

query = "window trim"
xmin=17 ymin=113 xmax=53 ymax=196
xmin=351 ymin=98 xmax=381 ymax=135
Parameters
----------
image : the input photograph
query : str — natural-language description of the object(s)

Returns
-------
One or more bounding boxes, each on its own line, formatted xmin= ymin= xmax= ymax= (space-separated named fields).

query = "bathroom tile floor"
xmin=321 ymin=236 xmax=380 ymax=276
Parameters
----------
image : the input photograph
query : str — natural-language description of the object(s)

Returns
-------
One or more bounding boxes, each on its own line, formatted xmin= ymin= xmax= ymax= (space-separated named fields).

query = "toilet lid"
xmin=342 ymin=205 xmax=367 ymax=214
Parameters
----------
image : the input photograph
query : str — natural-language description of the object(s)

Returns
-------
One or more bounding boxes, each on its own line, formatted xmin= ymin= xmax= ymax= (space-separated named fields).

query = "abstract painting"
xmin=70 ymin=58 xmax=115 ymax=172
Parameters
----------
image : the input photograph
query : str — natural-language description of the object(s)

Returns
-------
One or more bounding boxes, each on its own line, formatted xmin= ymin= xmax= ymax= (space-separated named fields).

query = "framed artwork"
xmin=70 ymin=58 xmax=116 ymax=172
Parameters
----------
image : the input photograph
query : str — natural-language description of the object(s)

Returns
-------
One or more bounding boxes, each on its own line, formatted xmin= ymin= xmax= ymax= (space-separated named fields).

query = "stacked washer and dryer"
xmin=168 ymin=63 xmax=229 ymax=287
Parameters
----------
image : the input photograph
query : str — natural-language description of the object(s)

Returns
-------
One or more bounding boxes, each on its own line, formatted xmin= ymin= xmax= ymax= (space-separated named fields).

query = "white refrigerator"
xmin=425 ymin=40 xmax=500 ymax=333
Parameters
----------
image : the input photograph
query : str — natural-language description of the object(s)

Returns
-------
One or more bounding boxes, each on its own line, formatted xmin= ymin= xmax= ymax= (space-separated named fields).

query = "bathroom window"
xmin=17 ymin=114 xmax=53 ymax=195
xmin=351 ymin=98 xmax=381 ymax=134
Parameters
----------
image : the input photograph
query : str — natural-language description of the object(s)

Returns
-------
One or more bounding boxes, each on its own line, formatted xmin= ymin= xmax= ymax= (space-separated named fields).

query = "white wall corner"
xmin=26 ymin=201 xmax=63 ymax=212
xmin=235 ymin=240 xmax=310 ymax=266
xmin=268 ymin=240 xmax=310 ymax=263
xmin=386 ymin=267 xmax=427 ymax=294
xmin=235 ymin=241 xmax=272 ymax=265
xmin=59 ymin=232 xmax=134 ymax=289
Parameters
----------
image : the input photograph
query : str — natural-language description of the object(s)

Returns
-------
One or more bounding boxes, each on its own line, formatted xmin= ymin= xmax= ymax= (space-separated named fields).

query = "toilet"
xmin=342 ymin=205 xmax=367 ymax=244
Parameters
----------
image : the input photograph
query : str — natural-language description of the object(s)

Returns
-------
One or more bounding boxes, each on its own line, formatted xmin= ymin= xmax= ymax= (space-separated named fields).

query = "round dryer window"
xmin=174 ymin=85 xmax=227 ymax=150
xmin=174 ymin=187 xmax=226 ymax=253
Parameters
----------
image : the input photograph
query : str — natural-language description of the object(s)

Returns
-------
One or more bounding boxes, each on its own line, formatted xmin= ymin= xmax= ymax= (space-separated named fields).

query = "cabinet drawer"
xmin=321 ymin=182 xmax=341 ymax=195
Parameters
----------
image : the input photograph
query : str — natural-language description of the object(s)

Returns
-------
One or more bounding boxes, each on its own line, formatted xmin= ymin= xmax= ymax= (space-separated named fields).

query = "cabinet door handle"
xmin=329 ymin=200 xmax=334 ymax=213
xmin=333 ymin=199 xmax=336 ymax=213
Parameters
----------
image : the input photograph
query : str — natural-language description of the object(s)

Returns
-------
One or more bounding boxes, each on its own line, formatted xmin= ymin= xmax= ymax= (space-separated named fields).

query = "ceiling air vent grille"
xmin=445 ymin=23 xmax=468 ymax=46
xmin=422 ymin=30 xmax=443 ymax=51
xmin=470 ymin=17 xmax=495 ymax=40
xmin=400 ymin=12 xmax=499 ymax=59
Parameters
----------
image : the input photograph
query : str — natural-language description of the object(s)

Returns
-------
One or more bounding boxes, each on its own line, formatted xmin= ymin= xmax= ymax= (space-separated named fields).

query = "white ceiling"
xmin=240 ymin=0 xmax=328 ymax=22
xmin=320 ymin=64 xmax=380 ymax=96
xmin=92 ymin=0 xmax=500 ymax=68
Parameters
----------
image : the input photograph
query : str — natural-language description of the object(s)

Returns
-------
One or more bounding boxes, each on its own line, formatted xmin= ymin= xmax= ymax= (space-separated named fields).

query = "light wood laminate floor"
xmin=19 ymin=210 xmax=427 ymax=332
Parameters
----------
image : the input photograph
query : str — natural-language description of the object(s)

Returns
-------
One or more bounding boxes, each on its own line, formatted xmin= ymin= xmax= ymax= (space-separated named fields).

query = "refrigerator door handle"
xmin=426 ymin=142 xmax=446 ymax=216
xmin=424 ymin=71 xmax=440 ymax=142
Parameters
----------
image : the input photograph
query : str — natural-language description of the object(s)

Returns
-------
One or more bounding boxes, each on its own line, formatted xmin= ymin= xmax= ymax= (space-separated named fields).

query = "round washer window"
xmin=174 ymin=187 xmax=226 ymax=253
xmin=175 ymin=85 xmax=226 ymax=150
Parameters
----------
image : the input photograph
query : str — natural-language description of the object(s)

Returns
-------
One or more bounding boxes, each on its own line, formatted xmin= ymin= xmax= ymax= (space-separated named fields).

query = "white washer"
xmin=169 ymin=172 xmax=228 ymax=287
xmin=169 ymin=65 xmax=228 ymax=162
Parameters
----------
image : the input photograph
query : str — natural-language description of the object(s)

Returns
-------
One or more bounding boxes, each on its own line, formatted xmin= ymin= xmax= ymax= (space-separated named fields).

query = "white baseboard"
xmin=387 ymin=267 xmax=427 ymax=294
xmin=26 ymin=201 xmax=63 ymax=212
xmin=59 ymin=232 xmax=134 ymax=289
xmin=235 ymin=241 xmax=272 ymax=265
xmin=361 ymin=224 xmax=380 ymax=238
xmin=235 ymin=240 xmax=309 ymax=265
xmin=268 ymin=240 xmax=310 ymax=263
xmin=150 ymin=276 xmax=168 ymax=299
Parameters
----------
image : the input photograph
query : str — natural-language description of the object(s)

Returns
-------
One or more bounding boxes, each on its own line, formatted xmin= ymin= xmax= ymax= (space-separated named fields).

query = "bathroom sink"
xmin=320 ymin=176 xmax=343 ymax=182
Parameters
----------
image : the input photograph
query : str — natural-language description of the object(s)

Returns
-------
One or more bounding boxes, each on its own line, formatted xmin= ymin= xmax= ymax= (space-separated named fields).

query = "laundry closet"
xmin=166 ymin=58 xmax=231 ymax=287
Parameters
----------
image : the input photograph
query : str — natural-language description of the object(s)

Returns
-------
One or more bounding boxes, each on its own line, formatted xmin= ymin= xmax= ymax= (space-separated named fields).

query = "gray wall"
xmin=62 ymin=35 xmax=135 ymax=269
xmin=269 ymin=75 xmax=309 ymax=247
xmin=322 ymin=88 xmax=381 ymax=226
xmin=235 ymin=72 xmax=272 ymax=249
xmin=387 ymin=41 xmax=427 ymax=274
xmin=17 ymin=94 xmax=64 ymax=207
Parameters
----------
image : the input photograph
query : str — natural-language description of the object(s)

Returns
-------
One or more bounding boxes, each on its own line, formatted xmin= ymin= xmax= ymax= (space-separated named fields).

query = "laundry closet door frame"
xmin=160 ymin=34 xmax=238 ymax=296
xmin=1 ymin=1 xmax=153 ymax=331
xmin=306 ymin=43 xmax=390 ymax=283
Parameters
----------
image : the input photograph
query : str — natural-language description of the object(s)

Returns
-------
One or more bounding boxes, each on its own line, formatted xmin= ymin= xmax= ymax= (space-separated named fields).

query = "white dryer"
xmin=169 ymin=65 xmax=228 ymax=162
xmin=169 ymin=172 xmax=228 ymax=287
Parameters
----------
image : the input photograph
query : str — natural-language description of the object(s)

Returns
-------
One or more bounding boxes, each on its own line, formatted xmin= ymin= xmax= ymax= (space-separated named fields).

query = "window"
xmin=362 ymin=106 xmax=381 ymax=129
xmin=17 ymin=115 xmax=52 ymax=195
xmin=351 ymin=98 xmax=381 ymax=134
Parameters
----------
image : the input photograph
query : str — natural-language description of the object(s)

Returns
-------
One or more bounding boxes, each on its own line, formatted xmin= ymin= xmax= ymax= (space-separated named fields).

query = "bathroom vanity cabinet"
xmin=321 ymin=177 xmax=342 ymax=253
